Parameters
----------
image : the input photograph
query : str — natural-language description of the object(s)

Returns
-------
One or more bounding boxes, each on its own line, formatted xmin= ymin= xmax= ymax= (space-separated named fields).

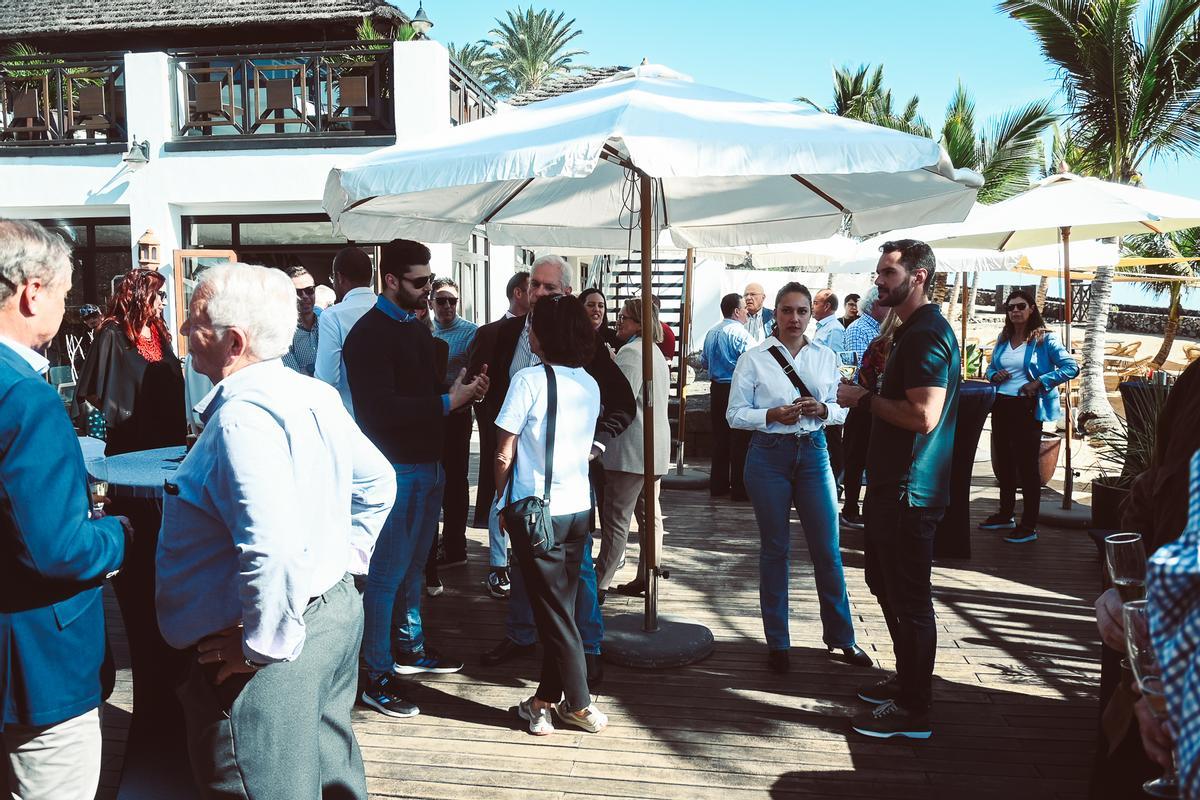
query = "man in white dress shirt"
xmin=315 ymin=246 xmax=376 ymax=414
xmin=158 ymin=262 xmax=395 ymax=798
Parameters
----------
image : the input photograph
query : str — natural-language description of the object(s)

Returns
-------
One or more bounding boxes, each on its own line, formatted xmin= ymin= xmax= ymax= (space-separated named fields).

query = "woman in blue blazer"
xmin=980 ymin=289 xmax=1079 ymax=543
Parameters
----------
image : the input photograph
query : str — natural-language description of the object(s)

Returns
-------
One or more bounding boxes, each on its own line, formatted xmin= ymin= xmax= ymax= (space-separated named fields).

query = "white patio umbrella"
xmin=324 ymin=63 xmax=982 ymax=663
xmin=683 ymin=235 xmax=858 ymax=269
xmin=879 ymin=173 xmax=1200 ymax=508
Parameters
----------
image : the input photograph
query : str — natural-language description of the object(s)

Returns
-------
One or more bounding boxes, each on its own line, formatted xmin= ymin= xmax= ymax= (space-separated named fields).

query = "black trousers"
xmin=440 ymin=408 xmax=473 ymax=559
xmin=841 ymin=408 xmax=872 ymax=512
xmin=864 ymin=490 xmax=944 ymax=714
xmin=990 ymin=394 xmax=1043 ymax=528
xmin=709 ymin=382 xmax=749 ymax=498
xmin=510 ymin=509 xmax=592 ymax=711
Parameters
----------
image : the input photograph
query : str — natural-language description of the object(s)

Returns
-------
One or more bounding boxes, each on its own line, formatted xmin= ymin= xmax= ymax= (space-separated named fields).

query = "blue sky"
xmin=424 ymin=0 xmax=1198 ymax=307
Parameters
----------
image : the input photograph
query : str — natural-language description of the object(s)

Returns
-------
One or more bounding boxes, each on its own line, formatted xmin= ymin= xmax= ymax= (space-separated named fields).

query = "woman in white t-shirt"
xmin=982 ymin=289 xmax=1078 ymax=543
xmin=494 ymin=294 xmax=608 ymax=736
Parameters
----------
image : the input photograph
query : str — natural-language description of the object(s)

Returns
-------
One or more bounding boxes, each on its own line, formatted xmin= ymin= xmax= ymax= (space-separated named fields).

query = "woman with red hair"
xmin=78 ymin=268 xmax=186 ymax=455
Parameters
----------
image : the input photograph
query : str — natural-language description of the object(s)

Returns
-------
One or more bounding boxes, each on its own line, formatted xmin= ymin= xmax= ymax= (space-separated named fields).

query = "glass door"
xmin=171 ymin=249 xmax=237 ymax=356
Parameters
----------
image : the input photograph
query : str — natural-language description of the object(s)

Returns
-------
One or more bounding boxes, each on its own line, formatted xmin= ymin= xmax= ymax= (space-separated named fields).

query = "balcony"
xmin=168 ymin=40 xmax=397 ymax=148
xmin=0 ymin=51 xmax=127 ymax=149
xmin=449 ymin=56 xmax=495 ymax=126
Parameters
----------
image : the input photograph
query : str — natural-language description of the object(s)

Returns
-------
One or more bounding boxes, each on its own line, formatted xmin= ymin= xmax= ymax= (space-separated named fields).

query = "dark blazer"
xmin=0 ymin=344 xmax=126 ymax=730
xmin=467 ymin=314 xmax=636 ymax=525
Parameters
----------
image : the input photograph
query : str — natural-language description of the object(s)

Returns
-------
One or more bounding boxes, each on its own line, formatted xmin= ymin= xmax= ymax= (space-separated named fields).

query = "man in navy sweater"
xmin=343 ymin=239 xmax=488 ymax=718
xmin=1 ymin=219 xmax=130 ymax=799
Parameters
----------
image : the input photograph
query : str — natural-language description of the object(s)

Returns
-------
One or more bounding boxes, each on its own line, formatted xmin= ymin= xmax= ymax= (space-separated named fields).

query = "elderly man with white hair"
xmin=156 ymin=262 xmax=395 ymax=799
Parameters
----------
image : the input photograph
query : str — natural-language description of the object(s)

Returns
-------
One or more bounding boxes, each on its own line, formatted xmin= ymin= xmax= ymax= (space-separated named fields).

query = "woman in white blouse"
xmin=494 ymin=294 xmax=609 ymax=736
xmin=596 ymin=297 xmax=670 ymax=599
xmin=728 ymin=282 xmax=871 ymax=675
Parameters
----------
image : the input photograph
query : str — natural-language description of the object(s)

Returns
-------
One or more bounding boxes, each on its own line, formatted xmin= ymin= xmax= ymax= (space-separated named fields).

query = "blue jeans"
xmin=744 ymin=429 xmax=856 ymax=651
xmin=363 ymin=462 xmax=445 ymax=677
xmin=487 ymin=494 xmax=508 ymax=569
xmin=506 ymin=528 xmax=603 ymax=655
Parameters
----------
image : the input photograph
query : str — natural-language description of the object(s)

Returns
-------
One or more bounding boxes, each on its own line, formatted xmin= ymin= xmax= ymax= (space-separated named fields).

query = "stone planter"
xmin=1038 ymin=432 xmax=1061 ymax=486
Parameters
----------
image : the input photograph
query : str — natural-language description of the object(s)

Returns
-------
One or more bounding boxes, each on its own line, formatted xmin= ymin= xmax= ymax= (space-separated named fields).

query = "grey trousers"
xmin=176 ymin=574 xmax=367 ymax=800
xmin=595 ymin=471 xmax=665 ymax=590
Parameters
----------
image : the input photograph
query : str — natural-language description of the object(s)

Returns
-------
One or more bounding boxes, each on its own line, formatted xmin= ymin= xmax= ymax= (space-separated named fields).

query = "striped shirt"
xmin=433 ymin=315 xmax=478 ymax=386
xmin=509 ymin=317 xmax=540 ymax=379
xmin=1148 ymin=448 xmax=1200 ymax=798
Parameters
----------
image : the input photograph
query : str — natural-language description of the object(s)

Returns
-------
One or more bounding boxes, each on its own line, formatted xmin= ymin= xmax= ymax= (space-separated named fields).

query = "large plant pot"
xmin=1038 ymin=432 xmax=1061 ymax=486
xmin=1091 ymin=479 xmax=1131 ymax=530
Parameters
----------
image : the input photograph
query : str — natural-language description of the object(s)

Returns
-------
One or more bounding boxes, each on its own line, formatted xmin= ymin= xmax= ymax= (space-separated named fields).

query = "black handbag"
xmin=501 ymin=363 xmax=557 ymax=558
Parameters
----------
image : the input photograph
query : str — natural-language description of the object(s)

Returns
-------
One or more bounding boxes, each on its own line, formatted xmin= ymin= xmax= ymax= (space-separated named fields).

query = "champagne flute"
xmin=84 ymin=456 xmax=109 ymax=518
xmin=1124 ymin=600 xmax=1181 ymax=798
xmin=1106 ymin=532 xmax=1148 ymax=602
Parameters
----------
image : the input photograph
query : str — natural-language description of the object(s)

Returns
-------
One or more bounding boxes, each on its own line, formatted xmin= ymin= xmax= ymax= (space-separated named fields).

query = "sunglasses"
xmin=1006 ymin=302 xmax=1029 ymax=312
xmin=401 ymin=274 xmax=435 ymax=289
xmin=157 ymin=290 xmax=168 ymax=301
xmin=434 ymin=296 xmax=458 ymax=306
xmin=295 ymin=286 xmax=317 ymax=297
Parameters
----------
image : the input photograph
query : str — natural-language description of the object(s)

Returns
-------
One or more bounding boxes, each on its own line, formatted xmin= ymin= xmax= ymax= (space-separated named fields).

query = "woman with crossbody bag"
xmin=728 ymin=282 xmax=871 ymax=675
xmin=494 ymin=294 xmax=609 ymax=735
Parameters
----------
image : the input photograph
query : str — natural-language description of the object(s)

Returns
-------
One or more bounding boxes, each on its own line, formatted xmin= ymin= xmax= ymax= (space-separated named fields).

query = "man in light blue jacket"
xmin=980 ymin=289 xmax=1079 ymax=543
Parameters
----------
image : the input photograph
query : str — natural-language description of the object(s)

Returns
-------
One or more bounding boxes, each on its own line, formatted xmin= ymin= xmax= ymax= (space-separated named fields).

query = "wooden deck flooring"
xmin=99 ymin=452 xmax=1101 ymax=800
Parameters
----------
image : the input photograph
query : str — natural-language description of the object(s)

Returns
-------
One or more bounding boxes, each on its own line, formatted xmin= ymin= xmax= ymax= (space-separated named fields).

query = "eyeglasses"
xmin=295 ymin=286 xmax=317 ymax=297
xmin=157 ymin=290 xmax=168 ymax=301
xmin=1006 ymin=302 xmax=1029 ymax=312
xmin=618 ymin=313 xmax=636 ymax=322
xmin=401 ymin=274 xmax=435 ymax=289
xmin=434 ymin=296 xmax=458 ymax=306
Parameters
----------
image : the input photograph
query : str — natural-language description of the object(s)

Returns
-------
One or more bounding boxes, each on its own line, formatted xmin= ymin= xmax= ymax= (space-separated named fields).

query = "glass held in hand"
xmin=1123 ymin=600 xmax=1181 ymax=798
xmin=84 ymin=456 xmax=109 ymax=518
xmin=1106 ymin=532 xmax=1148 ymax=603
xmin=837 ymin=351 xmax=859 ymax=382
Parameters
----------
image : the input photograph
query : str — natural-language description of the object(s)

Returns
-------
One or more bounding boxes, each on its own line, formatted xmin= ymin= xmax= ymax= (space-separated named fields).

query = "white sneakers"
xmin=517 ymin=696 xmax=609 ymax=735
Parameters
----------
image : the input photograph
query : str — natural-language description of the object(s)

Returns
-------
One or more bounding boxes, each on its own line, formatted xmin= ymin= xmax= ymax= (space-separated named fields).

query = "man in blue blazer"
xmin=0 ymin=219 xmax=129 ymax=799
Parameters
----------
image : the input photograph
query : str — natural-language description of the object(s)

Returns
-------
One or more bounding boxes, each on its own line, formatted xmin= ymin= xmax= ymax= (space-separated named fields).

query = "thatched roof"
xmin=508 ymin=66 xmax=630 ymax=107
xmin=0 ymin=0 xmax=406 ymax=40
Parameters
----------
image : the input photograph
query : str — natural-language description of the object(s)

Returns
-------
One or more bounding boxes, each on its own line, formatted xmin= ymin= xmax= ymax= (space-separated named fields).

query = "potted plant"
xmin=1089 ymin=378 xmax=1169 ymax=529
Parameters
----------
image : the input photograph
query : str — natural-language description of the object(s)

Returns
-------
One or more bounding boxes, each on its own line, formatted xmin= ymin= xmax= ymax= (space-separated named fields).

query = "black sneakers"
xmin=839 ymin=510 xmax=865 ymax=530
xmin=978 ymin=513 xmax=1016 ymax=530
xmin=487 ymin=568 xmax=511 ymax=599
xmin=392 ymin=647 xmax=464 ymax=675
xmin=1004 ymin=526 xmax=1039 ymax=544
xmin=827 ymin=645 xmax=873 ymax=667
xmin=361 ymin=674 xmax=419 ymax=718
xmin=851 ymin=700 xmax=931 ymax=739
xmin=857 ymin=674 xmax=901 ymax=704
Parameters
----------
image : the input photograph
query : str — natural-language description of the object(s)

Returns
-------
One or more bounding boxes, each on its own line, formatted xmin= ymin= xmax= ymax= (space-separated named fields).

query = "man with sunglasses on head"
xmin=425 ymin=278 xmax=478 ymax=592
xmin=281 ymin=265 xmax=320 ymax=377
xmin=343 ymin=240 xmax=489 ymax=719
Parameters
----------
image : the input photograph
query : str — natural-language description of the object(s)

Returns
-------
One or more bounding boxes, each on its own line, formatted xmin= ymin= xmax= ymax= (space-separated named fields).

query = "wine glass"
xmin=837 ymin=351 xmax=859 ymax=382
xmin=1123 ymin=600 xmax=1181 ymax=798
xmin=1106 ymin=532 xmax=1148 ymax=602
xmin=84 ymin=456 xmax=109 ymax=518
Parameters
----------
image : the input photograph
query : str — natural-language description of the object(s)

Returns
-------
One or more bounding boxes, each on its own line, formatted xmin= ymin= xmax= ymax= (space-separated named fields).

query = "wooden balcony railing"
xmin=168 ymin=41 xmax=394 ymax=142
xmin=449 ymin=56 xmax=496 ymax=127
xmin=0 ymin=51 xmax=127 ymax=147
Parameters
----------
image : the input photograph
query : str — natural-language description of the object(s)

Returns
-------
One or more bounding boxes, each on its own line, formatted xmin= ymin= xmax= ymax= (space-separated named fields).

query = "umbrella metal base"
xmin=602 ymin=614 xmax=715 ymax=669
xmin=661 ymin=467 xmax=709 ymax=491
xmin=1039 ymin=498 xmax=1092 ymax=530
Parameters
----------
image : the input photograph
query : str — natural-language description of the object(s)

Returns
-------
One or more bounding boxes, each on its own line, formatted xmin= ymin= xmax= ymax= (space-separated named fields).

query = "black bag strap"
xmin=767 ymin=345 xmax=814 ymax=398
xmin=541 ymin=363 xmax=556 ymax=501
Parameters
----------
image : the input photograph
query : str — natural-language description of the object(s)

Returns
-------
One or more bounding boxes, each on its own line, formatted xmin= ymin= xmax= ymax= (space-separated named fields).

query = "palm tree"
xmin=939 ymin=83 xmax=1057 ymax=203
xmin=1120 ymin=229 xmax=1200 ymax=367
xmin=447 ymin=40 xmax=493 ymax=84
xmin=1002 ymin=0 xmax=1200 ymax=433
xmin=796 ymin=64 xmax=931 ymax=137
xmin=480 ymin=7 xmax=588 ymax=97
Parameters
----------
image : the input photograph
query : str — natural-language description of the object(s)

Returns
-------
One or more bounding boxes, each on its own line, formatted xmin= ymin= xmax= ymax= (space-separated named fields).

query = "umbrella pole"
xmin=639 ymin=175 xmax=659 ymax=633
xmin=601 ymin=172 xmax=714 ymax=669
xmin=960 ymin=272 xmax=969 ymax=379
xmin=675 ymin=248 xmax=695 ymax=475
xmin=1061 ymin=226 xmax=1074 ymax=509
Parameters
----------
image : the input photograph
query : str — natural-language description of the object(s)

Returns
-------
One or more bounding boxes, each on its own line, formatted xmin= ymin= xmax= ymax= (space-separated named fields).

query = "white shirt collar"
xmin=194 ymin=359 xmax=286 ymax=422
xmin=816 ymin=314 xmax=839 ymax=330
xmin=0 ymin=334 xmax=49 ymax=375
